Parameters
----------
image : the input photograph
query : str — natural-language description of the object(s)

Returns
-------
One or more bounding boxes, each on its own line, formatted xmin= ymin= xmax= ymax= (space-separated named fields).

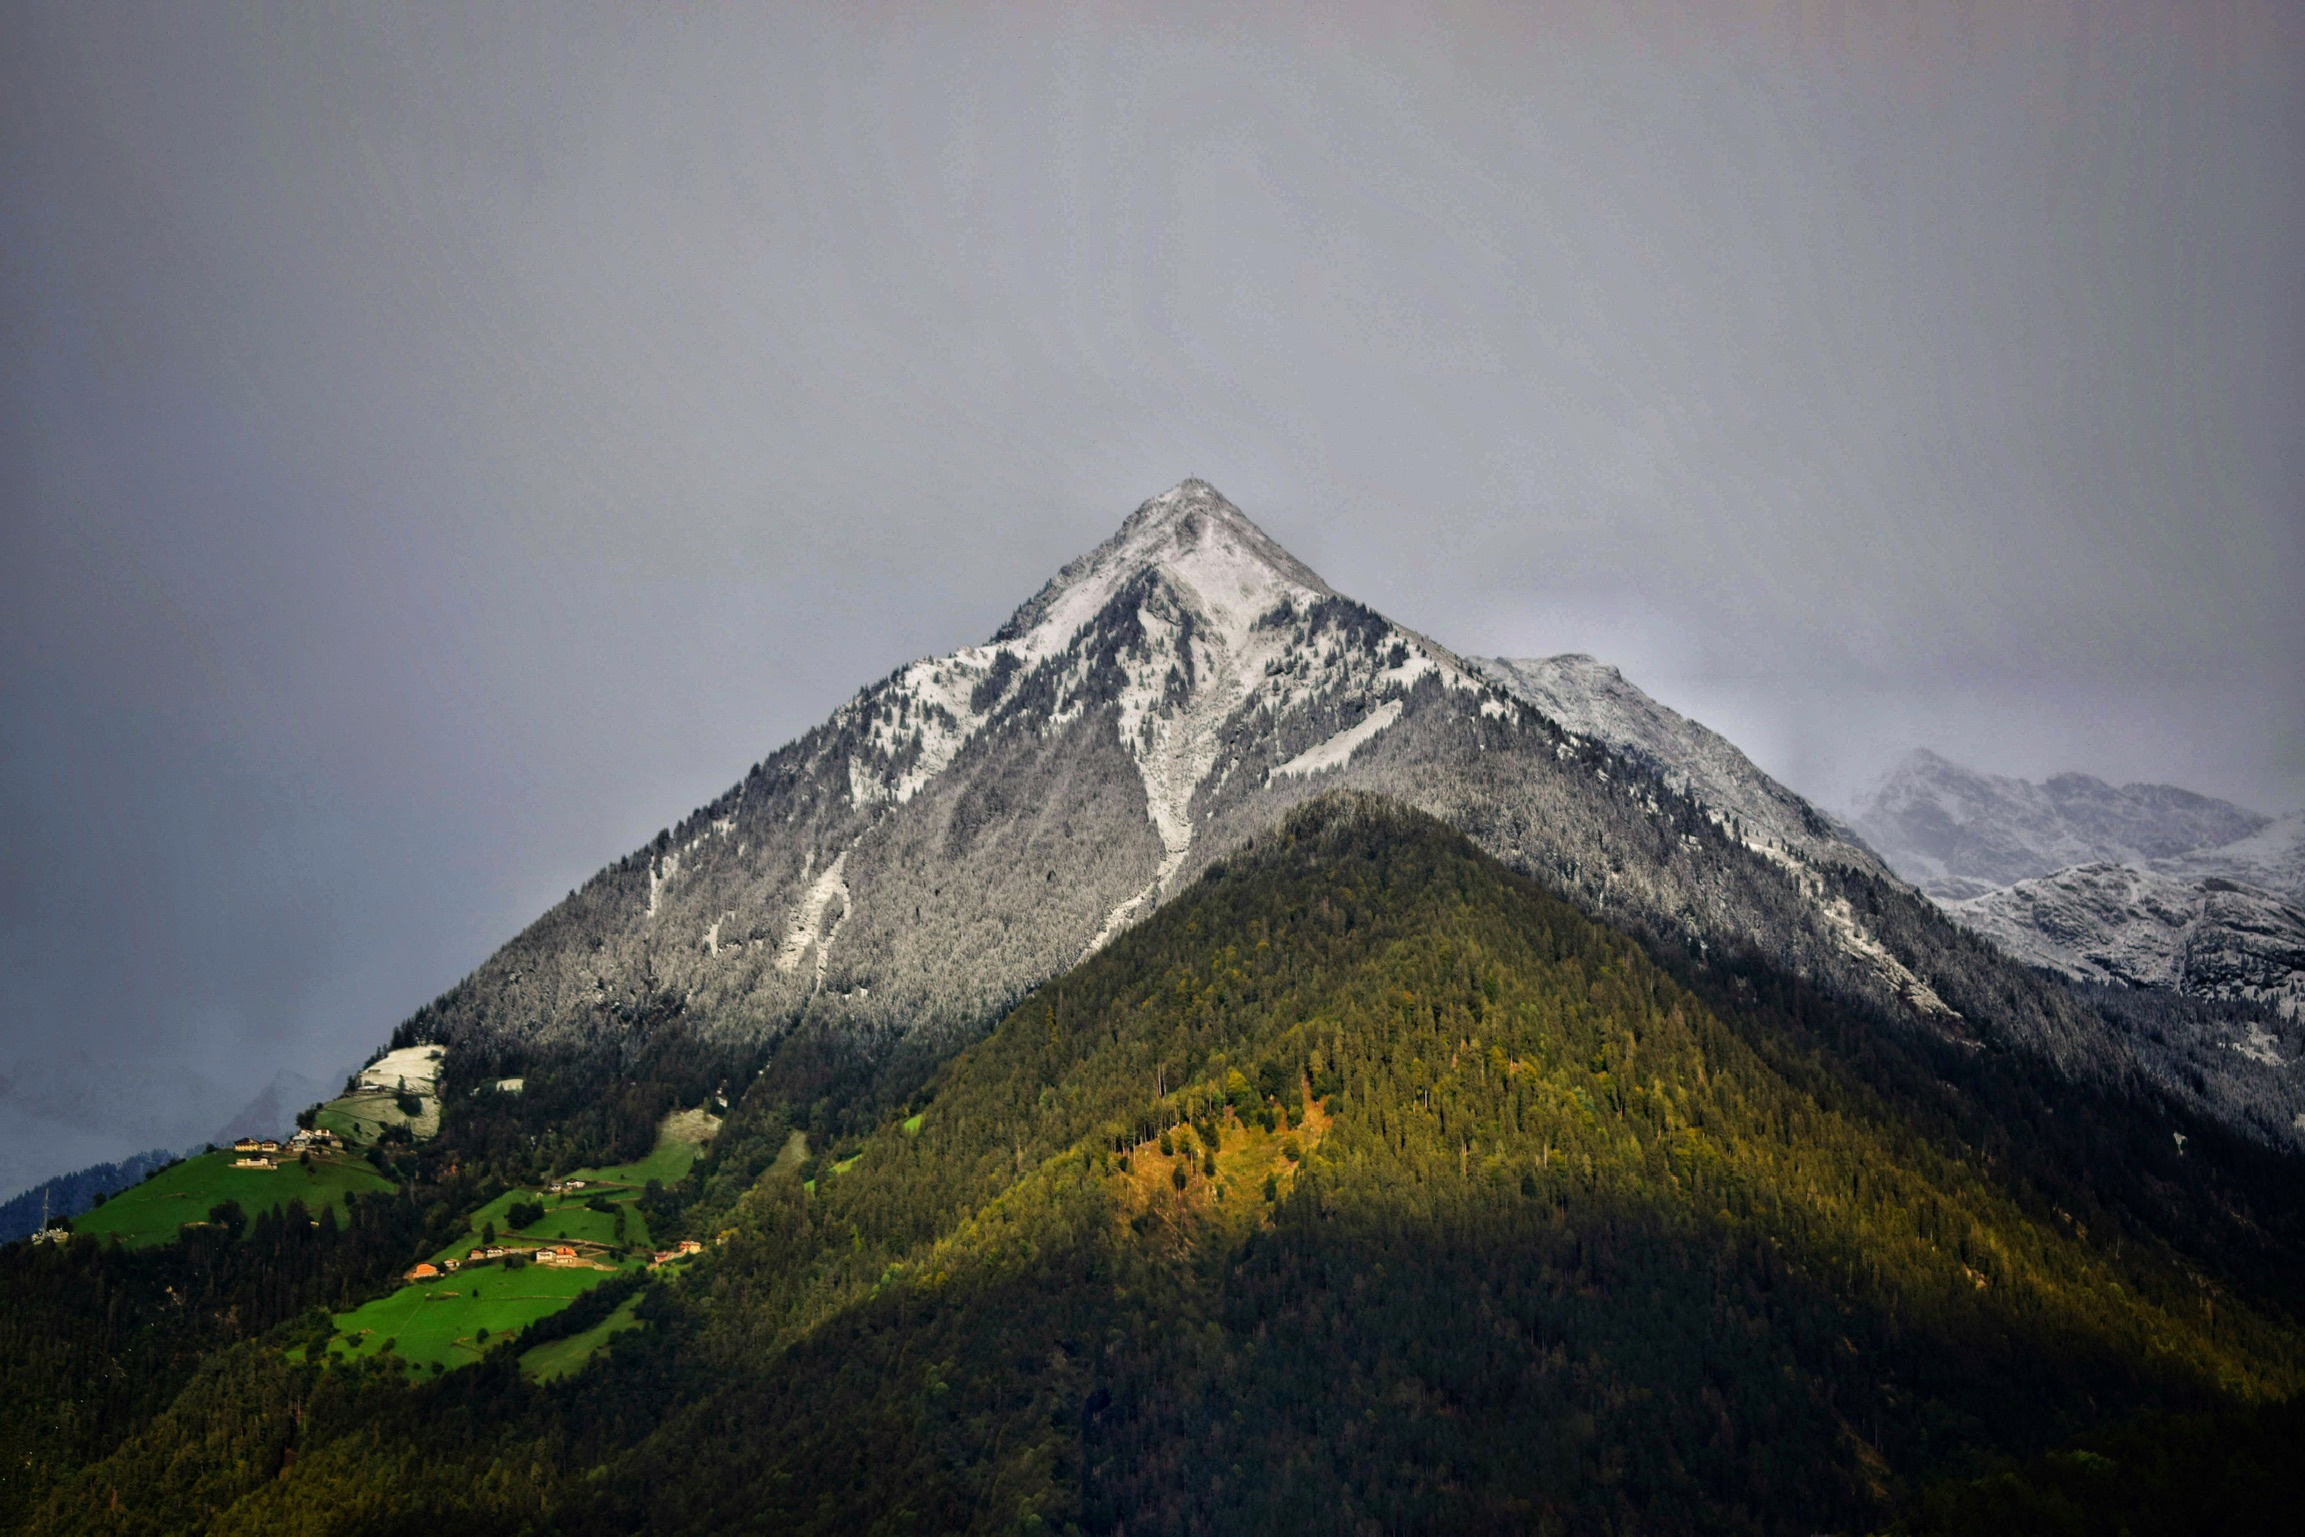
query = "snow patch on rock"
xmin=1272 ymin=700 xmax=1404 ymax=780
xmin=776 ymin=849 xmax=852 ymax=982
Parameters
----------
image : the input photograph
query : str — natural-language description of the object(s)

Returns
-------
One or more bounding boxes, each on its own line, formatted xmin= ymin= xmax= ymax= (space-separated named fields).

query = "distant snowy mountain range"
xmin=1848 ymin=748 xmax=2278 ymax=902
xmin=1849 ymin=749 xmax=2305 ymax=1027
xmin=371 ymin=480 xmax=2298 ymax=1151
xmin=1948 ymin=865 xmax=2305 ymax=1022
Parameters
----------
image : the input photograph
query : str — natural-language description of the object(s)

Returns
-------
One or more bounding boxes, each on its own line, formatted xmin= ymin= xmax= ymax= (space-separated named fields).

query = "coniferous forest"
xmin=4 ymin=796 xmax=2300 ymax=1534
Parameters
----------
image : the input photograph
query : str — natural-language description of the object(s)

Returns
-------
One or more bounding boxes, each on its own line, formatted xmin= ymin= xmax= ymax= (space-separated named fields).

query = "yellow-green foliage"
xmin=596 ymin=797 xmax=2299 ymax=1534
xmin=699 ymin=800 xmax=2294 ymax=1406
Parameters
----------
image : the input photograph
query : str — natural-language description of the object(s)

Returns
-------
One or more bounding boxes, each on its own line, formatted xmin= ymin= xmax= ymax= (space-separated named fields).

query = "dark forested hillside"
xmin=17 ymin=794 xmax=2301 ymax=1535
xmin=0 ymin=1191 xmax=429 ymax=1529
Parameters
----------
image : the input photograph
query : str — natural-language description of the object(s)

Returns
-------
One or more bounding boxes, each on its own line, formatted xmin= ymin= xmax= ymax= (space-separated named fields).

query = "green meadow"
xmin=323 ymin=1259 xmax=639 ymax=1373
xmin=565 ymin=1109 xmax=714 ymax=1188
xmin=439 ymin=1185 xmax=648 ymax=1261
xmin=71 ymin=1150 xmax=394 ymax=1249
xmin=433 ymin=1108 xmax=721 ymax=1261
xmin=309 ymin=1106 xmax=724 ymax=1378
xmin=518 ymin=1290 xmax=647 ymax=1382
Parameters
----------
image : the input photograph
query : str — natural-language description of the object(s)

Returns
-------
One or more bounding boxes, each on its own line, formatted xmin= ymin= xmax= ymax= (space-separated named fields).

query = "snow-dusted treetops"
xmin=392 ymin=481 xmax=2303 ymax=1149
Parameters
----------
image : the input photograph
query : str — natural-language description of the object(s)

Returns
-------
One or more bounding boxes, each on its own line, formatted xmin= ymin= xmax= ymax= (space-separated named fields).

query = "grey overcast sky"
xmin=2 ymin=2 xmax=2299 ymax=1192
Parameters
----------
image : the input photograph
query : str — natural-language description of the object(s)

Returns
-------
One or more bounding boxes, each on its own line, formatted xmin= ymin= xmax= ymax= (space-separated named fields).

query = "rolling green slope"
xmin=320 ymin=1260 xmax=639 ymax=1373
xmin=22 ymin=796 xmax=2305 ymax=1535
xmin=69 ymin=1151 xmax=394 ymax=1250
xmin=307 ymin=1109 xmax=721 ymax=1379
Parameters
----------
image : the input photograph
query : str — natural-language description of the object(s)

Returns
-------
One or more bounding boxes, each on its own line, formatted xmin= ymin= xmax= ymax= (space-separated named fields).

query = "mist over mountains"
xmin=10 ymin=483 xmax=2299 ymax=1212
xmin=361 ymin=482 xmax=2297 ymax=1153
xmin=1846 ymin=748 xmax=2305 ymax=1034
xmin=394 ymin=482 xmax=1951 ymax=1061
xmin=1850 ymin=748 xmax=2276 ymax=903
xmin=9 ymin=483 xmax=2305 ymax=1535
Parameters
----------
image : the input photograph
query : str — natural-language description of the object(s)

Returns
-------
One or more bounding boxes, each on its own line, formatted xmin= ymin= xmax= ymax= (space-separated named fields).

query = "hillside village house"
xmin=404 ymin=1262 xmax=440 ymax=1283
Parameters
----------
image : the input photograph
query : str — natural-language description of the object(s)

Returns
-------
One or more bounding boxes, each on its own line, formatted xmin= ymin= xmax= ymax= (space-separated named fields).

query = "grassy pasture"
xmin=71 ymin=1150 xmax=394 ymax=1249
xmin=439 ymin=1186 xmax=648 ymax=1260
xmin=313 ymin=1088 xmax=437 ymax=1146
xmin=323 ymin=1259 xmax=637 ymax=1373
xmin=432 ymin=1102 xmax=722 ymax=1260
xmin=519 ymin=1290 xmax=646 ymax=1382
xmin=565 ymin=1116 xmax=714 ymax=1189
xmin=310 ymin=1105 xmax=717 ymax=1377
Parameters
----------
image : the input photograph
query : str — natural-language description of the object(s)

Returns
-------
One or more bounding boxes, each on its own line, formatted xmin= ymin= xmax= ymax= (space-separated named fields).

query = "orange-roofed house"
xmin=405 ymin=1262 xmax=440 ymax=1282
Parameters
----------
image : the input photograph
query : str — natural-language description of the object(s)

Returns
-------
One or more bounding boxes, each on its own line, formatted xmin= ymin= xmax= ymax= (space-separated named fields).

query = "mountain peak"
xmin=993 ymin=479 xmax=1332 ymax=648
xmin=1851 ymin=748 xmax=2272 ymax=897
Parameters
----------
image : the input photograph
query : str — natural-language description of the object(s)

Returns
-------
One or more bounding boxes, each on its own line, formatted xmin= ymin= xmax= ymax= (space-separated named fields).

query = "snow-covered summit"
xmin=995 ymin=479 xmax=1335 ymax=652
xmin=833 ymin=479 xmax=1480 ymax=952
xmin=405 ymin=482 xmax=2009 ymax=1065
xmin=392 ymin=479 xmax=2299 ymax=1148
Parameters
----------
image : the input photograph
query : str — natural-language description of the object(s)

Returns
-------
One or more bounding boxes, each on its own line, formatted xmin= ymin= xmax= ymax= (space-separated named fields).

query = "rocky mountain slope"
xmin=1850 ymin=748 xmax=2271 ymax=901
xmin=1952 ymin=866 xmax=2305 ymax=1022
xmin=2149 ymin=810 xmax=2305 ymax=903
xmin=390 ymin=481 xmax=2287 ymax=1147
xmin=1845 ymin=748 xmax=2305 ymax=1121
xmin=415 ymin=484 xmax=1951 ymax=1046
xmin=1473 ymin=653 xmax=1881 ymax=873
